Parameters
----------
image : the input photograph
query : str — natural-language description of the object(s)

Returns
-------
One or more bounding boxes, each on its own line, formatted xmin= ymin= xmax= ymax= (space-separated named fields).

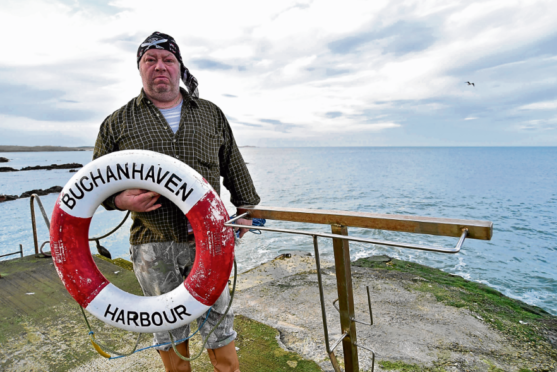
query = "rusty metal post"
xmin=331 ymin=224 xmax=359 ymax=371
xmin=30 ymin=196 xmax=40 ymax=257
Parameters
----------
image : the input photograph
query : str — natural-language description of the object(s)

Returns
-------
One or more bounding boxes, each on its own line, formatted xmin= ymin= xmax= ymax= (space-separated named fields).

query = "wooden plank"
xmin=237 ymin=205 xmax=493 ymax=240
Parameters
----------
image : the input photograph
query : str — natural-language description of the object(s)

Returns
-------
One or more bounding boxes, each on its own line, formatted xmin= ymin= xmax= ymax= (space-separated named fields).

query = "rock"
xmin=20 ymin=163 xmax=82 ymax=171
xmin=0 ymin=157 xmax=9 ymax=162
xmin=0 ymin=167 xmax=18 ymax=172
xmin=234 ymin=255 xmax=557 ymax=372
xmin=69 ymin=169 xmax=77 ymax=173
xmin=364 ymin=254 xmax=392 ymax=262
xmin=19 ymin=186 xmax=63 ymax=198
xmin=0 ymin=195 xmax=19 ymax=203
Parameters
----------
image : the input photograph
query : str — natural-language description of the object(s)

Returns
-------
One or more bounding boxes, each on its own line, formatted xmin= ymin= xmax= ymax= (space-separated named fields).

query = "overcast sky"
xmin=1 ymin=0 xmax=556 ymax=147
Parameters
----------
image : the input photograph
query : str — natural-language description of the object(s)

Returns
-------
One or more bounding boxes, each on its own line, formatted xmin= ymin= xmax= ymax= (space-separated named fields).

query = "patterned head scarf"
xmin=137 ymin=31 xmax=199 ymax=99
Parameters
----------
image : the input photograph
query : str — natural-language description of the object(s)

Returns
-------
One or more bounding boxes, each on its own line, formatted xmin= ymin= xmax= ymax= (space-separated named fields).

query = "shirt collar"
xmin=136 ymin=87 xmax=198 ymax=108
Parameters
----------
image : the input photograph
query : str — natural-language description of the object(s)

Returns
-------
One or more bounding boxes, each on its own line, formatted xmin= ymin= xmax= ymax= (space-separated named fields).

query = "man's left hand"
xmin=235 ymin=218 xmax=253 ymax=238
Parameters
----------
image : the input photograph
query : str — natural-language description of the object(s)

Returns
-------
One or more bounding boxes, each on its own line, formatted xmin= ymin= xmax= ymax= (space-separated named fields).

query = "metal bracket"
xmin=226 ymin=213 xmax=469 ymax=254
xmin=333 ymin=286 xmax=373 ymax=326
xmin=313 ymin=235 xmax=376 ymax=372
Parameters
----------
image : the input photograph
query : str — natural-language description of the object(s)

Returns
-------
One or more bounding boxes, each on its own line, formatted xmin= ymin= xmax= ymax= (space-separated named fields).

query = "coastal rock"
xmin=0 ymin=157 xmax=8 ymax=162
xmin=19 ymin=186 xmax=63 ymax=198
xmin=0 ymin=167 xmax=18 ymax=172
xmin=0 ymin=195 xmax=18 ymax=203
xmin=0 ymin=163 xmax=83 ymax=172
xmin=20 ymin=163 xmax=82 ymax=171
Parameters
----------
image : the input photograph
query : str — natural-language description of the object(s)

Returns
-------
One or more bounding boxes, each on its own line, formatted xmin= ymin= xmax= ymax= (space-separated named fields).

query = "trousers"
xmin=130 ymin=241 xmax=236 ymax=351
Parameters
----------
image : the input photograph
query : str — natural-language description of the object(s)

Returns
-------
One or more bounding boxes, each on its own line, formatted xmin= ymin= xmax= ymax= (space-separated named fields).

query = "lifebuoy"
xmin=49 ymin=150 xmax=234 ymax=333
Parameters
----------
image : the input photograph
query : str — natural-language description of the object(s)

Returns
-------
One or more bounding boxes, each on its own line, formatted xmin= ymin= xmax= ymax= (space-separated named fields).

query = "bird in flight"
xmin=466 ymin=81 xmax=475 ymax=87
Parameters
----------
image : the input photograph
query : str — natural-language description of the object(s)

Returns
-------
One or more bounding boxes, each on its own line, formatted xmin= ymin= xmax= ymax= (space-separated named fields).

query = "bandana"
xmin=137 ymin=31 xmax=199 ymax=99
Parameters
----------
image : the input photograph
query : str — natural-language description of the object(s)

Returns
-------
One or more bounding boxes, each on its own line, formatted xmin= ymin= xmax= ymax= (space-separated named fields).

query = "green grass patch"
xmin=379 ymin=360 xmax=446 ymax=371
xmin=234 ymin=315 xmax=322 ymax=372
xmin=94 ymin=254 xmax=134 ymax=271
xmin=188 ymin=315 xmax=322 ymax=372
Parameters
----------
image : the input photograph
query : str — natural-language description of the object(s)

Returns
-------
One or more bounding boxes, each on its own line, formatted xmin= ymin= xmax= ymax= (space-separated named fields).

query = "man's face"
xmin=139 ymin=49 xmax=181 ymax=103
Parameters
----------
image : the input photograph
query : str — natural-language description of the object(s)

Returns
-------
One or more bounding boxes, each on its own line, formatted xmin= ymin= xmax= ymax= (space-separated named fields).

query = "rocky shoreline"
xmin=0 ymin=163 xmax=82 ymax=172
xmin=0 ymin=186 xmax=63 ymax=203
xmin=0 ymin=145 xmax=93 ymax=152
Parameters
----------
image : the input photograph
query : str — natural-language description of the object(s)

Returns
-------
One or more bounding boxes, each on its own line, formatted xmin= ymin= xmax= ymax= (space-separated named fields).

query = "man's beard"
xmin=149 ymin=81 xmax=179 ymax=101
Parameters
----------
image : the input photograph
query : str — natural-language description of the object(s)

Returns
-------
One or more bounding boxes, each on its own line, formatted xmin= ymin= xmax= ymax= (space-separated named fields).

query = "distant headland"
xmin=0 ymin=145 xmax=94 ymax=152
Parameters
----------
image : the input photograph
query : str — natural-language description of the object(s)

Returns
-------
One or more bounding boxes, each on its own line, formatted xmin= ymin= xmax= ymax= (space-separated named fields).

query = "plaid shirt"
xmin=93 ymin=88 xmax=260 ymax=244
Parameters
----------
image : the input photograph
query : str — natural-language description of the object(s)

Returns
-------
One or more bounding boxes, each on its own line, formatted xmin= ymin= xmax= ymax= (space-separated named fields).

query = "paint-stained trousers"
xmin=130 ymin=241 xmax=236 ymax=351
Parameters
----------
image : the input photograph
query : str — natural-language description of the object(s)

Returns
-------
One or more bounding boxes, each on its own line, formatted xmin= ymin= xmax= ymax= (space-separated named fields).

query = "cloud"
xmin=57 ymin=0 xmax=128 ymax=16
xmin=519 ymin=100 xmax=557 ymax=110
xmin=517 ymin=118 xmax=557 ymax=131
xmin=328 ymin=20 xmax=437 ymax=56
xmin=0 ymin=127 xmax=91 ymax=146
xmin=102 ymin=33 xmax=143 ymax=53
xmin=1 ymin=0 xmax=557 ymax=146
xmin=0 ymin=83 xmax=96 ymax=122
xmin=193 ymin=59 xmax=234 ymax=70
xmin=260 ymin=119 xmax=299 ymax=133
xmin=325 ymin=111 xmax=343 ymax=119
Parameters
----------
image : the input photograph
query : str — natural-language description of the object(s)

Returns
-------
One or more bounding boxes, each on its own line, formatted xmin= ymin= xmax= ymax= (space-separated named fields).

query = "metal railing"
xmin=1 ymin=193 xmax=52 ymax=261
xmin=0 ymin=244 xmax=23 ymax=259
xmin=226 ymin=205 xmax=493 ymax=372
xmin=30 ymin=194 xmax=51 ymax=257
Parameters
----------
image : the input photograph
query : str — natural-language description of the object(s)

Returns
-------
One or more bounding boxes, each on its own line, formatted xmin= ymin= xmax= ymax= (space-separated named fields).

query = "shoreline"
xmin=0 ymin=145 xmax=93 ymax=152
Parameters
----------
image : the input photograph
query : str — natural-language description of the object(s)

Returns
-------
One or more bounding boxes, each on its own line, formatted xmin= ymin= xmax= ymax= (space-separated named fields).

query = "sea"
xmin=0 ymin=147 xmax=556 ymax=315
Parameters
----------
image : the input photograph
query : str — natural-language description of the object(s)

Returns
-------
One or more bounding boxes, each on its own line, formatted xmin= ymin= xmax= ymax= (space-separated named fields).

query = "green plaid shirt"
xmin=93 ymin=88 xmax=260 ymax=244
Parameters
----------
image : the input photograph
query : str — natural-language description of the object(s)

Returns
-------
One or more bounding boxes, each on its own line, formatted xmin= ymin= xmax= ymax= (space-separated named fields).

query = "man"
xmin=93 ymin=31 xmax=259 ymax=372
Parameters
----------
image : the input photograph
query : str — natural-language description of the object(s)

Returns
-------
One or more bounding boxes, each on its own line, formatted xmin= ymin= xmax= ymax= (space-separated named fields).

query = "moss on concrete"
xmin=188 ymin=315 xmax=321 ymax=372
xmin=93 ymin=254 xmax=134 ymax=272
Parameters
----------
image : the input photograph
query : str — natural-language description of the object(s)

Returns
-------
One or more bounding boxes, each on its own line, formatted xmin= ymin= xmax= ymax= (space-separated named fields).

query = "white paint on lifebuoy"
xmin=50 ymin=150 xmax=235 ymax=333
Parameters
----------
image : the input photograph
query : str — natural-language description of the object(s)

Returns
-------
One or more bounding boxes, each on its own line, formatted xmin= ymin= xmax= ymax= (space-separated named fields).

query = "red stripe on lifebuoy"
xmin=185 ymin=192 xmax=235 ymax=305
xmin=50 ymin=195 xmax=109 ymax=308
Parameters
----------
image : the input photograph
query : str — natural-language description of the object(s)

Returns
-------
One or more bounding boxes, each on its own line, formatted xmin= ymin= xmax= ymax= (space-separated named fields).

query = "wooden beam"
xmin=237 ymin=205 xmax=492 ymax=240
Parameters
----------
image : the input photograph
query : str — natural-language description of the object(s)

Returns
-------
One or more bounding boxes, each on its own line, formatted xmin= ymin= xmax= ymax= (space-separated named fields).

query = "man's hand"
xmin=114 ymin=189 xmax=161 ymax=212
xmin=235 ymin=218 xmax=253 ymax=239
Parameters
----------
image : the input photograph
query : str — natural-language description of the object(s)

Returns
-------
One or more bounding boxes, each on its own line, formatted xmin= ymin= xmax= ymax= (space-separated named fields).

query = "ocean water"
xmin=1 ymin=147 xmax=556 ymax=315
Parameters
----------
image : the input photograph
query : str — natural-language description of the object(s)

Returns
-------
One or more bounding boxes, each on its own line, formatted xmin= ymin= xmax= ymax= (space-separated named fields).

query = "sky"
xmin=1 ymin=0 xmax=556 ymax=147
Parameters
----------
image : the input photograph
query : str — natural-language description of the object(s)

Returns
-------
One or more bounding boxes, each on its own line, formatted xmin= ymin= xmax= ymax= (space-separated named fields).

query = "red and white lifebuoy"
xmin=50 ymin=150 xmax=234 ymax=333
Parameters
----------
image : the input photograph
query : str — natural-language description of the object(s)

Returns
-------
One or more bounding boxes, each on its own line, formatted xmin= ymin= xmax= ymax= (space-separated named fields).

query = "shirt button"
xmin=175 ymin=155 xmax=179 ymax=158
xmin=173 ymin=139 xmax=177 ymax=143
xmin=156 ymin=113 xmax=159 ymax=116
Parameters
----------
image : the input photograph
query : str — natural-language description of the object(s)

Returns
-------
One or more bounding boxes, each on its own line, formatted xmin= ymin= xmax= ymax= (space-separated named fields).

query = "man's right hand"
xmin=114 ymin=189 xmax=162 ymax=212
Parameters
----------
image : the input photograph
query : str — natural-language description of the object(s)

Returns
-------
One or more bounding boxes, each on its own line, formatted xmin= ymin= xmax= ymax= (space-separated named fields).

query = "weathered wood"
xmin=332 ymin=225 xmax=359 ymax=371
xmin=238 ymin=205 xmax=492 ymax=240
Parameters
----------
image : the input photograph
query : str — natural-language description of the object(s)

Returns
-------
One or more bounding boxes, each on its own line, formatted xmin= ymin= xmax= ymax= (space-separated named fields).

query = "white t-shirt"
xmin=159 ymin=100 xmax=183 ymax=133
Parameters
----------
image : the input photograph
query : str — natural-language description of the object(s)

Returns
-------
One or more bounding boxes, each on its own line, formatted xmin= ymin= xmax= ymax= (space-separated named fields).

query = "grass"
xmin=379 ymin=360 xmax=447 ymax=372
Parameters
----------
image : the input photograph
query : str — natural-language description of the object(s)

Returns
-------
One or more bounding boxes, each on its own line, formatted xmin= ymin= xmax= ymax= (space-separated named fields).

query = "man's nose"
xmin=154 ymin=59 xmax=166 ymax=71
